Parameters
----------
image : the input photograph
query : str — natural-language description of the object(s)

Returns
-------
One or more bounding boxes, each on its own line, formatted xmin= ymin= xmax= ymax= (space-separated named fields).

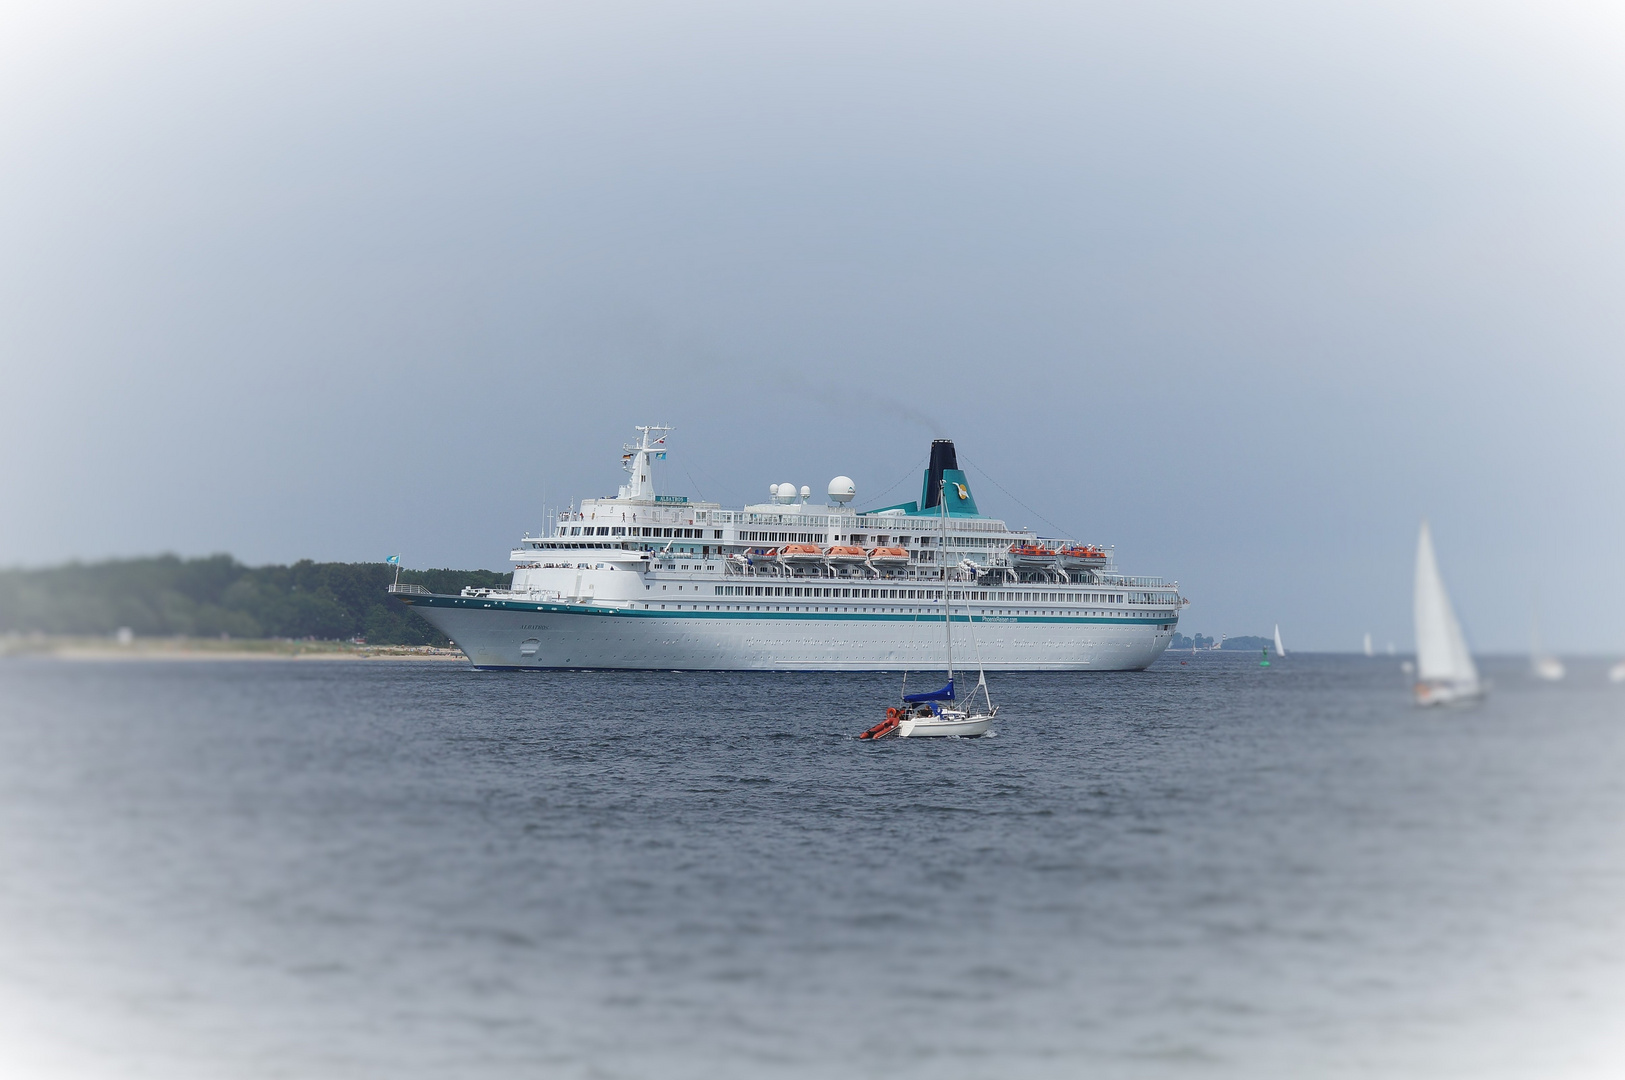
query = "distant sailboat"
xmin=1363 ymin=633 xmax=1374 ymax=658
xmin=1530 ymin=598 xmax=1565 ymax=682
xmin=1413 ymin=520 xmax=1483 ymax=706
xmin=1273 ymin=624 xmax=1286 ymax=658
xmin=1610 ymin=661 xmax=1625 ymax=684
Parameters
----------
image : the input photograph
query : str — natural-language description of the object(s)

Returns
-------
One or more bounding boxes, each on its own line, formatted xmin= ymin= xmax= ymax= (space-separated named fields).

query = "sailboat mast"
xmin=940 ymin=478 xmax=953 ymax=686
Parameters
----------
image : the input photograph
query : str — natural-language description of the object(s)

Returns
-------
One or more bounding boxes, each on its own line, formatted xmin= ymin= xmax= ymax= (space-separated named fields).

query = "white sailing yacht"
xmin=1530 ymin=599 xmax=1565 ymax=681
xmin=1273 ymin=624 xmax=1286 ymax=658
xmin=1363 ymin=633 xmax=1374 ymax=658
xmin=861 ymin=480 xmax=997 ymax=739
xmin=1413 ymin=520 xmax=1483 ymax=706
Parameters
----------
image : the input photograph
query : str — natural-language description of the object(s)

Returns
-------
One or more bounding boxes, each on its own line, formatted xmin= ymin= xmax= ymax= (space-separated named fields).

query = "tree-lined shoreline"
xmin=0 ymin=555 xmax=508 ymax=647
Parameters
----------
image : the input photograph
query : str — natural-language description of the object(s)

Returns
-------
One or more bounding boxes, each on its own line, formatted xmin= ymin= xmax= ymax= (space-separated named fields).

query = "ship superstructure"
xmin=392 ymin=427 xmax=1185 ymax=670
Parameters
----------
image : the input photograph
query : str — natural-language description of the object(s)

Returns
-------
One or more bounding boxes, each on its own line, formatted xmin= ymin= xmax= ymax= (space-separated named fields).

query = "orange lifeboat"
xmin=824 ymin=545 xmax=868 ymax=563
xmin=777 ymin=543 xmax=825 ymax=564
xmin=1008 ymin=543 xmax=1057 ymax=566
xmin=1057 ymin=544 xmax=1108 ymax=567
xmin=866 ymin=546 xmax=910 ymax=567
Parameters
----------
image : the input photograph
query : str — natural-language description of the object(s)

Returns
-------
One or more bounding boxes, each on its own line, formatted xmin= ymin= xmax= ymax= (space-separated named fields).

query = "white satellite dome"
xmin=776 ymin=482 xmax=797 ymax=501
xmin=828 ymin=476 xmax=856 ymax=504
xmin=799 ymin=485 xmax=811 ymax=499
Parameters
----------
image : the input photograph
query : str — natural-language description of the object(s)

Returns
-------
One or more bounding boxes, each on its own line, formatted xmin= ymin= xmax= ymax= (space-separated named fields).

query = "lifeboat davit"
xmin=1008 ymin=543 xmax=1057 ymax=566
xmin=866 ymin=546 xmax=910 ymax=567
xmin=778 ymin=543 xmax=825 ymax=565
xmin=824 ymin=545 xmax=868 ymax=564
xmin=745 ymin=546 xmax=779 ymax=565
xmin=1057 ymin=544 xmax=1108 ymax=569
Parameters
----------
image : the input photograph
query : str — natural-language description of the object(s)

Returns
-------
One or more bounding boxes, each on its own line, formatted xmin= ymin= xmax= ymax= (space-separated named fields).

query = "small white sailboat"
xmin=1273 ymin=624 xmax=1286 ymax=658
xmin=1609 ymin=661 xmax=1625 ymax=684
xmin=1363 ymin=633 xmax=1374 ymax=658
xmin=1413 ymin=520 xmax=1483 ymax=706
xmin=893 ymin=672 xmax=997 ymax=738
xmin=1530 ymin=599 xmax=1565 ymax=682
xmin=860 ymin=479 xmax=996 ymax=740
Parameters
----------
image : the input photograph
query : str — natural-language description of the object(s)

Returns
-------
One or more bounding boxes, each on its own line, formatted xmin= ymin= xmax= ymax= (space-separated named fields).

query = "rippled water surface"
xmin=2 ymin=653 xmax=1623 ymax=1078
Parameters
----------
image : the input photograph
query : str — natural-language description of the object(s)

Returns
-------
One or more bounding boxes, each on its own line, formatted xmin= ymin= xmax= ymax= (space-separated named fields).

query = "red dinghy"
xmin=859 ymin=708 xmax=902 ymax=740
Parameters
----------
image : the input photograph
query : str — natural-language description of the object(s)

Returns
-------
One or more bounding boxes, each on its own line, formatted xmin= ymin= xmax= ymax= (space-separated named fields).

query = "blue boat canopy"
xmin=903 ymin=680 xmax=954 ymax=703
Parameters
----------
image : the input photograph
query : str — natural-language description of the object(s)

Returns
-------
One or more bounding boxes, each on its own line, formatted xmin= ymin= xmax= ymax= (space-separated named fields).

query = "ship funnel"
xmin=922 ymin=439 xmax=959 ymax=511
xmin=919 ymin=439 xmax=979 ymax=516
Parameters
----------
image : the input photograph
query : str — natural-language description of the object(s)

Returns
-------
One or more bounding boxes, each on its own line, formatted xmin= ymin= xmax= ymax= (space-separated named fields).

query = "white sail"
xmin=1413 ymin=521 xmax=1479 ymax=691
xmin=1273 ymin=624 xmax=1286 ymax=657
xmin=1363 ymin=632 xmax=1373 ymax=658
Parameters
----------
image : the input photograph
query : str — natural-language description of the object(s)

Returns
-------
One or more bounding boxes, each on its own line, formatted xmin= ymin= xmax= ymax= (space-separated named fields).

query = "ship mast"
xmin=940 ymin=477 xmax=953 ymax=688
xmin=619 ymin=424 xmax=673 ymax=501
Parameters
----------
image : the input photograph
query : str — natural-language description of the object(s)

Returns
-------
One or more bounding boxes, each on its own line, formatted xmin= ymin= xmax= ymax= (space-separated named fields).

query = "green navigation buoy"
xmin=1260 ymin=647 xmax=1270 ymax=667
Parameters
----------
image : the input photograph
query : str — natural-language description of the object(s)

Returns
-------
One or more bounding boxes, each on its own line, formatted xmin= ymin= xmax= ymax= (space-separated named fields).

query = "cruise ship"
xmin=392 ymin=427 xmax=1185 ymax=670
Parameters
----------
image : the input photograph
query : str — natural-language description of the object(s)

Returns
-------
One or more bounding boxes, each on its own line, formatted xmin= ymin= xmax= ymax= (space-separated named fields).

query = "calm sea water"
xmin=1 ymin=653 xmax=1622 ymax=1078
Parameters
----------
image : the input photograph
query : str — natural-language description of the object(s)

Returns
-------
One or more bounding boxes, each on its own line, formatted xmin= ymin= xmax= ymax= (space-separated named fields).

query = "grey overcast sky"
xmin=3 ymin=1 xmax=1623 ymax=652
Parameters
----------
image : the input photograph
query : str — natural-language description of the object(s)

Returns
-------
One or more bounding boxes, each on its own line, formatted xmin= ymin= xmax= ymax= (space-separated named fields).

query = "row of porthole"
xmin=567 ymin=525 xmax=717 ymax=538
xmin=642 ymin=603 xmax=1162 ymax=618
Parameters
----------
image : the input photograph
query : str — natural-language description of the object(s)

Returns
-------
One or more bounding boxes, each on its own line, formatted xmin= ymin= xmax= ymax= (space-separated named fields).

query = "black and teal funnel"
xmin=920 ymin=439 xmax=979 ymax=516
xmin=864 ymin=438 xmax=982 ymax=517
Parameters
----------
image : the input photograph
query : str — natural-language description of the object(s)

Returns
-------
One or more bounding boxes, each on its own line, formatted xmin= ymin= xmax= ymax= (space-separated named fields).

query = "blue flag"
xmin=387 ymin=555 xmax=400 ymax=565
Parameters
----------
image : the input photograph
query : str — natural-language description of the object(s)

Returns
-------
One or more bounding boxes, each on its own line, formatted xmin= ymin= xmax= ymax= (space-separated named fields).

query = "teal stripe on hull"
xmin=399 ymin=595 xmax=1176 ymax=626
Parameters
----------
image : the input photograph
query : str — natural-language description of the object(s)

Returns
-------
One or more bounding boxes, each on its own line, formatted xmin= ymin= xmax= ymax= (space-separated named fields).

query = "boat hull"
xmin=399 ymin=594 xmax=1177 ymax=672
xmin=1532 ymin=657 xmax=1566 ymax=681
xmin=1414 ymin=680 xmax=1485 ymax=707
xmin=897 ymin=713 xmax=992 ymax=737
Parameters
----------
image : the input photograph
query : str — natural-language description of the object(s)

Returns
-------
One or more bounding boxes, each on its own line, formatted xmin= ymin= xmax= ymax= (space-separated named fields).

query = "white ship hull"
xmin=401 ymin=594 xmax=1177 ymax=671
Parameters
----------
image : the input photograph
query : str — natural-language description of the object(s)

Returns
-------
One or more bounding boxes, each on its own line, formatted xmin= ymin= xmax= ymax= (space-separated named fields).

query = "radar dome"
xmin=828 ymin=476 xmax=856 ymax=504
xmin=776 ymin=482 xmax=797 ymax=501
xmin=799 ymin=485 xmax=811 ymax=499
